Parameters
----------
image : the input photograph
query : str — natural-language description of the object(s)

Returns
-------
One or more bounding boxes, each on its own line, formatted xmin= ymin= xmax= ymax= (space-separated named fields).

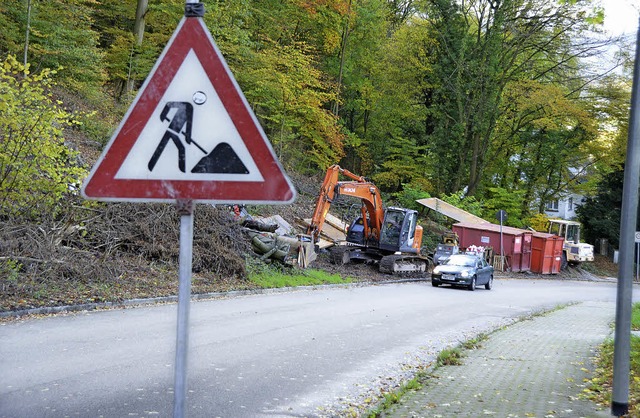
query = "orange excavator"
xmin=306 ymin=165 xmax=429 ymax=275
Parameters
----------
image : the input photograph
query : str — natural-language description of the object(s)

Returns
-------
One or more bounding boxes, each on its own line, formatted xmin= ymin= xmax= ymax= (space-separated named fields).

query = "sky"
xmin=602 ymin=0 xmax=640 ymax=36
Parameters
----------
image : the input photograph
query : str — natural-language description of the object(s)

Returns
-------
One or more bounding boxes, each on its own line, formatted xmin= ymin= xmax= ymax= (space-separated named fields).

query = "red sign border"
xmin=82 ymin=17 xmax=296 ymax=204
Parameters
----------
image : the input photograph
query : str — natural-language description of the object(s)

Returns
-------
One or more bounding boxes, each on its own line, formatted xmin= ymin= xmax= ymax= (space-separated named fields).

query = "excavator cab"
xmin=379 ymin=208 xmax=422 ymax=254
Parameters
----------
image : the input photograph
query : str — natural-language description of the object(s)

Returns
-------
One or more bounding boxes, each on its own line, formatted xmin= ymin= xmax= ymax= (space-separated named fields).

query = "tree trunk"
xmin=23 ymin=0 xmax=32 ymax=71
xmin=127 ymin=0 xmax=148 ymax=94
xmin=332 ymin=0 xmax=352 ymax=116
xmin=133 ymin=0 xmax=148 ymax=45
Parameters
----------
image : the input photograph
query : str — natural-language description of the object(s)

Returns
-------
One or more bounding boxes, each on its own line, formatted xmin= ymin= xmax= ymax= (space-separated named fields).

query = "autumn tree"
xmin=0 ymin=0 xmax=106 ymax=100
xmin=575 ymin=166 xmax=634 ymax=248
xmin=346 ymin=14 xmax=436 ymax=190
xmin=0 ymin=56 xmax=86 ymax=219
xmin=207 ymin=0 xmax=349 ymax=172
xmin=485 ymin=79 xmax=598 ymax=216
xmin=92 ymin=0 xmax=183 ymax=100
xmin=418 ymin=0 xmax=608 ymax=197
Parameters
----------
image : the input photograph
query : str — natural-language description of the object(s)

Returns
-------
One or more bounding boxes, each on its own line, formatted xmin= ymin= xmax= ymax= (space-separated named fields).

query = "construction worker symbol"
xmin=147 ymin=94 xmax=249 ymax=174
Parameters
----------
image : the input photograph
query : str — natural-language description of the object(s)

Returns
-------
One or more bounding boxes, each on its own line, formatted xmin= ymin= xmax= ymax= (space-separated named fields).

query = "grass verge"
xmin=583 ymin=302 xmax=640 ymax=415
xmin=247 ymin=261 xmax=352 ymax=288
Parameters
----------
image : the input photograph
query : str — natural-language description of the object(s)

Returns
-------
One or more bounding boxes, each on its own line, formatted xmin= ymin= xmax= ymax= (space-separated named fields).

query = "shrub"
xmin=0 ymin=56 xmax=86 ymax=219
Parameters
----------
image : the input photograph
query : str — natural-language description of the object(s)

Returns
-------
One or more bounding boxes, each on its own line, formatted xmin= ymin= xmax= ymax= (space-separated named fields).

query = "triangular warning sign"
xmin=82 ymin=17 xmax=296 ymax=204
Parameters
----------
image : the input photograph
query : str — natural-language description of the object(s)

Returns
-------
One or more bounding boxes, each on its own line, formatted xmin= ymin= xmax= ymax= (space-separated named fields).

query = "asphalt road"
xmin=0 ymin=278 xmax=624 ymax=417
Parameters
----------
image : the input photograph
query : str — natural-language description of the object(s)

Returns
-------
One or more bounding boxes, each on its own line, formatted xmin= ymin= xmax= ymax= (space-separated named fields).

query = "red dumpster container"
xmin=452 ymin=222 xmax=532 ymax=272
xmin=530 ymin=232 xmax=564 ymax=274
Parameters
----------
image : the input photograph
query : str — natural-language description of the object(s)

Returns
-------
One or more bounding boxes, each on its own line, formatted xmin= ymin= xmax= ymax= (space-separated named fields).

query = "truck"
xmin=306 ymin=165 xmax=429 ymax=275
xmin=547 ymin=219 xmax=594 ymax=268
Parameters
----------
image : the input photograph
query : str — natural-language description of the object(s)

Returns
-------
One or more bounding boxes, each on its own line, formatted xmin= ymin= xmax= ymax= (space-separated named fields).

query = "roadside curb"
xmin=0 ymin=275 xmax=617 ymax=319
xmin=0 ymin=278 xmax=420 ymax=319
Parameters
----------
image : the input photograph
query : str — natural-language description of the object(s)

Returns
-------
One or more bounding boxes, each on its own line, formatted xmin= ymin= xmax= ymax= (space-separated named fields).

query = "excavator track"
xmin=379 ymin=254 xmax=428 ymax=277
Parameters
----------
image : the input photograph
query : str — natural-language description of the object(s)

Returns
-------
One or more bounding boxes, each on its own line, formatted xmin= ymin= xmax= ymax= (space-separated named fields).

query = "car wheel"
xmin=468 ymin=276 xmax=476 ymax=291
xmin=432 ymin=280 xmax=439 ymax=287
xmin=485 ymin=275 xmax=493 ymax=290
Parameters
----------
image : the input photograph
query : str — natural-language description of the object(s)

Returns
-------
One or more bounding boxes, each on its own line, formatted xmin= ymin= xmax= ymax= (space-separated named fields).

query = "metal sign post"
xmin=173 ymin=200 xmax=194 ymax=418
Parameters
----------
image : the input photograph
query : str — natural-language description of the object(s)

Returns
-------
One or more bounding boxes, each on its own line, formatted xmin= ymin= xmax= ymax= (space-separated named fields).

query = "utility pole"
xmin=611 ymin=18 xmax=640 ymax=418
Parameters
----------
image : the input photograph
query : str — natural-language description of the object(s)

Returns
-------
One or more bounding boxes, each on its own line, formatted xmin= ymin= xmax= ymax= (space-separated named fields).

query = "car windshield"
xmin=443 ymin=255 xmax=475 ymax=267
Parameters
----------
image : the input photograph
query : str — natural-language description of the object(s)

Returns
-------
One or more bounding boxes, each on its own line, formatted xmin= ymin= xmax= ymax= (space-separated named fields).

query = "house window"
xmin=546 ymin=200 xmax=559 ymax=211
xmin=568 ymin=197 xmax=574 ymax=211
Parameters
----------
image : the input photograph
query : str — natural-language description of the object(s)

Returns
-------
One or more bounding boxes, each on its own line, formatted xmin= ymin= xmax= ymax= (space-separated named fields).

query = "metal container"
xmin=530 ymin=232 xmax=564 ymax=274
xmin=452 ymin=222 xmax=532 ymax=272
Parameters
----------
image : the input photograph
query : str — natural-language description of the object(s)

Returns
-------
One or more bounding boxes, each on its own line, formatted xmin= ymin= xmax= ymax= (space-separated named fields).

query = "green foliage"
xmin=0 ymin=258 xmax=22 ymax=283
xmin=407 ymin=0 xmax=605 ymax=198
xmin=0 ymin=56 xmax=86 ymax=219
xmin=247 ymin=261 xmax=351 ymax=288
xmin=436 ymin=347 xmax=463 ymax=366
xmin=239 ymin=40 xmax=345 ymax=172
xmin=392 ymin=184 xmax=430 ymax=211
xmin=460 ymin=333 xmax=488 ymax=350
xmin=575 ymin=167 xmax=634 ymax=247
xmin=359 ymin=16 xmax=433 ymax=181
xmin=633 ymin=303 xmax=640 ymax=331
xmin=0 ymin=0 xmax=629 ymax=232
xmin=584 ymin=303 xmax=640 ymax=415
xmin=0 ymin=0 xmax=107 ymax=101
xmin=526 ymin=213 xmax=550 ymax=232
xmin=490 ymin=79 xmax=599 ymax=212
xmin=95 ymin=0 xmax=182 ymax=100
xmin=440 ymin=193 xmax=483 ymax=217
xmin=75 ymin=110 xmax=113 ymax=145
xmin=371 ymin=135 xmax=428 ymax=192
xmin=365 ymin=377 xmax=423 ymax=417
xmin=582 ymin=74 xmax=632 ymax=185
xmin=481 ymin=187 xmax=527 ymax=228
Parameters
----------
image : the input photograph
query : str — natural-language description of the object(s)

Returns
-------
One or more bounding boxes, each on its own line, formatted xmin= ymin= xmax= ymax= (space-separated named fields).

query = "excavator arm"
xmin=306 ymin=165 xmax=385 ymax=244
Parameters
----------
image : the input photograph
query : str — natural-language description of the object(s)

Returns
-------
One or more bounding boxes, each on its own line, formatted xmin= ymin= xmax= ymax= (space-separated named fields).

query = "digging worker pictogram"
xmin=148 ymin=101 xmax=206 ymax=172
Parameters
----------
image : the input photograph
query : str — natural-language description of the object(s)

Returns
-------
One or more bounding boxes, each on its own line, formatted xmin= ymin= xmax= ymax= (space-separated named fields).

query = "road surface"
xmin=0 ymin=278 xmax=624 ymax=417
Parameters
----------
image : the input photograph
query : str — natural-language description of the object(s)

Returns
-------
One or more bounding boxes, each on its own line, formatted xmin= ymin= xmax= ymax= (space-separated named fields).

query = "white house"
xmin=544 ymin=193 xmax=584 ymax=220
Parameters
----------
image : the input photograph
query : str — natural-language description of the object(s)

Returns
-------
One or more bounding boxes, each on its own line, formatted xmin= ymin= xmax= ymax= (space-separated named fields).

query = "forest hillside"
xmin=0 ymin=0 xmax=632 ymax=312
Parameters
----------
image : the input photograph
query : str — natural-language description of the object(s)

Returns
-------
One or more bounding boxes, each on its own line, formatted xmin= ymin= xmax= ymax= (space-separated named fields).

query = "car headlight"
xmin=460 ymin=270 xmax=470 ymax=278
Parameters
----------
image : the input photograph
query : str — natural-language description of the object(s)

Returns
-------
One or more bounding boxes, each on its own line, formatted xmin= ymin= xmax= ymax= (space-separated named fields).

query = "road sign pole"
xmin=611 ymin=19 xmax=640 ymax=418
xmin=173 ymin=200 xmax=194 ymax=418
